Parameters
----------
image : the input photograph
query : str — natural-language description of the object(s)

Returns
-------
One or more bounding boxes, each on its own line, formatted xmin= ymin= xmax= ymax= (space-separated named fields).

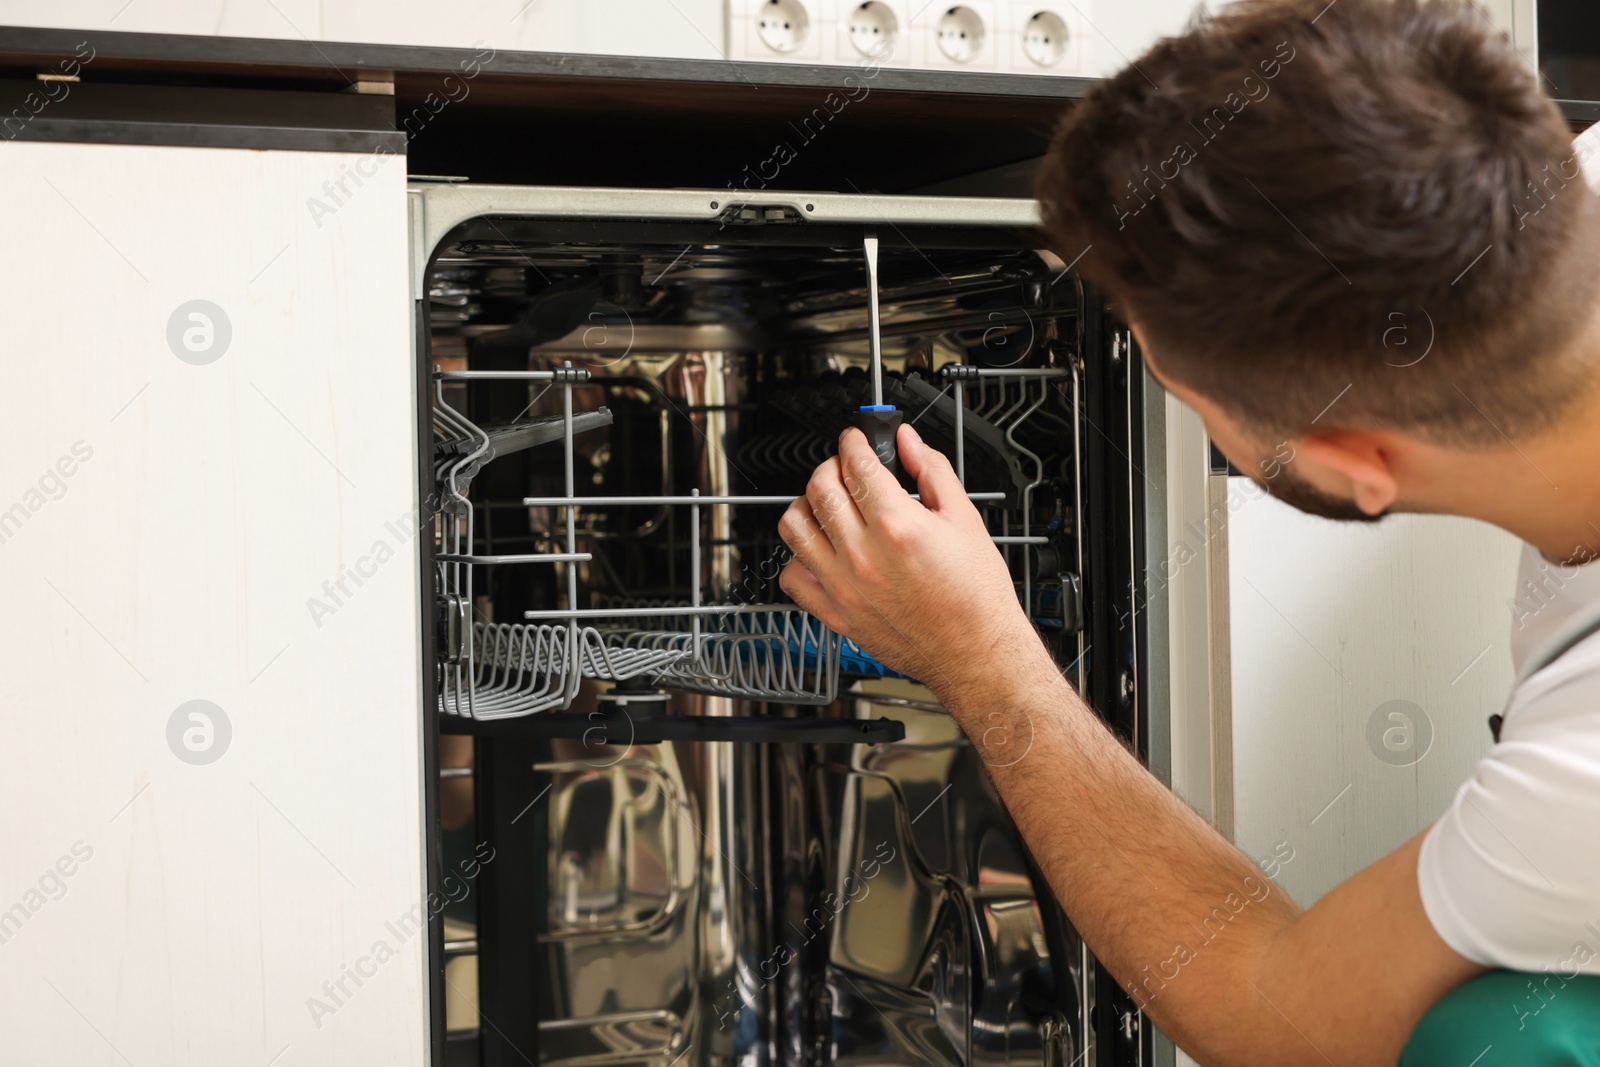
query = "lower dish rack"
xmin=439 ymin=606 xmax=844 ymax=720
xmin=604 ymin=604 xmax=842 ymax=704
xmin=432 ymin=365 xmax=847 ymax=720
xmin=439 ymin=622 xmax=690 ymax=720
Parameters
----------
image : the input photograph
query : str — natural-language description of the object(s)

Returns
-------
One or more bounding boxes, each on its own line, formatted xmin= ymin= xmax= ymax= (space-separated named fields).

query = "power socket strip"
xmin=727 ymin=0 xmax=1093 ymax=76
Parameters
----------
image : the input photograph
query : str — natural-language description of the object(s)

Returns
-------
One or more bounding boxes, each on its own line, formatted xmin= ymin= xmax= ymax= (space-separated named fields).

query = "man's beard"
xmin=1260 ymin=466 xmax=1386 ymax=523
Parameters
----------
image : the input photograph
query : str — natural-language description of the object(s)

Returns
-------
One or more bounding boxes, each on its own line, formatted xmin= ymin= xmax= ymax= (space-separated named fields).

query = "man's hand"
xmin=778 ymin=423 xmax=1033 ymax=702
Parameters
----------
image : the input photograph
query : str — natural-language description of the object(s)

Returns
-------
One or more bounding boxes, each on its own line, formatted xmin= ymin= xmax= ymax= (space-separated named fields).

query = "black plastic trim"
xmin=441 ymin=712 xmax=907 ymax=745
xmin=415 ymin=297 xmax=447 ymax=1067
xmin=1559 ymin=98 xmax=1600 ymax=125
xmin=0 ymin=78 xmax=401 ymax=151
xmin=3 ymin=117 xmax=401 ymax=150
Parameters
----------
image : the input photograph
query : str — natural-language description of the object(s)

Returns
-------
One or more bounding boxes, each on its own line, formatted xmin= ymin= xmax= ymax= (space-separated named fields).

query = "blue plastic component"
xmin=859 ymin=404 xmax=897 ymax=412
xmin=771 ymin=618 xmax=906 ymax=678
xmin=838 ymin=640 xmax=904 ymax=678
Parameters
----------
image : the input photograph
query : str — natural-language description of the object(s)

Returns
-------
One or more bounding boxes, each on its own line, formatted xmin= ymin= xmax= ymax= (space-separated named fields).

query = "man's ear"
xmin=1294 ymin=432 xmax=1401 ymax=516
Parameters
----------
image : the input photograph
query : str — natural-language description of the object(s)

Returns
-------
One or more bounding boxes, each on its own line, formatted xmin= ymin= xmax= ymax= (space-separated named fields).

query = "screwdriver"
xmin=851 ymin=233 xmax=904 ymax=476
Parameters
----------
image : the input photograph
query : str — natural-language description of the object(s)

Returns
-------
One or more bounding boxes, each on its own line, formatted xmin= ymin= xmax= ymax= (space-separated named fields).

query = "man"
xmin=777 ymin=0 xmax=1600 ymax=1062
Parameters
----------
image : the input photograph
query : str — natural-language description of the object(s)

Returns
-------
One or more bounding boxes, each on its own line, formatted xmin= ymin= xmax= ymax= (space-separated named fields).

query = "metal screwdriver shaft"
xmin=852 ymin=232 xmax=903 ymax=475
xmin=866 ymin=233 xmax=884 ymax=407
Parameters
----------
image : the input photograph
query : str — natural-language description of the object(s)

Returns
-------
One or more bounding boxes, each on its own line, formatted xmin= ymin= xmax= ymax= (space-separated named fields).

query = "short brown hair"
xmin=1037 ymin=0 xmax=1600 ymax=444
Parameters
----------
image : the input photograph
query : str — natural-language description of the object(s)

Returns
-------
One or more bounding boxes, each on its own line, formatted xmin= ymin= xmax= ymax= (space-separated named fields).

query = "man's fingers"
xmin=805 ymin=455 xmax=867 ymax=543
xmin=779 ymin=559 xmax=850 ymax=637
xmin=899 ymin=422 xmax=978 ymax=522
xmin=780 ymin=496 xmax=838 ymax=577
xmin=837 ymin=426 xmax=913 ymax=524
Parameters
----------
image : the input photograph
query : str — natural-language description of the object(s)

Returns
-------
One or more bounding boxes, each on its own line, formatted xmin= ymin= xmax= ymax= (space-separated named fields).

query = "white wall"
xmin=1082 ymin=0 xmax=1204 ymax=76
xmin=0 ymin=0 xmax=728 ymax=58
xmin=1092 ymin=0 xmax=1531 ymax=78
xmin=1224 ymin=483 xmax=1522 ymax=906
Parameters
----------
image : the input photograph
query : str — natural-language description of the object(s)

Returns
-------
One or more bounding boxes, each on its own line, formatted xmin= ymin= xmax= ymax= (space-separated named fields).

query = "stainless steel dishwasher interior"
xmin=424 ymin=213 xmax=1094 ymax=1067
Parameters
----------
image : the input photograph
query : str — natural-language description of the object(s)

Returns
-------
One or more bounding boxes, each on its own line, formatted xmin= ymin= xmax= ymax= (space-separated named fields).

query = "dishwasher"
xmin=410 ymin=183 xmax=1150 ymax=1067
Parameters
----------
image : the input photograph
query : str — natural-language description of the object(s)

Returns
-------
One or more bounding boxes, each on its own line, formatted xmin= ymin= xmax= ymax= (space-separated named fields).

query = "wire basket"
xmin=438 ymin=607 xmax=842 ymax=718
xmin=605 ymin=605 xmax=842 ymax=705
xmin=439 ymin=622 xmax=695 ymax=720
xmin=432 ymin=367 xmax=851 ymax=719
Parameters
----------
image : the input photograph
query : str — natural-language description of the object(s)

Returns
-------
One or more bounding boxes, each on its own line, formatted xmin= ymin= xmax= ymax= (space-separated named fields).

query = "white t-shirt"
xmin=1415 ymin=123 xmax=1600 ymax=976
xmin=1417 ymin=542 xmax=1600 ymax=974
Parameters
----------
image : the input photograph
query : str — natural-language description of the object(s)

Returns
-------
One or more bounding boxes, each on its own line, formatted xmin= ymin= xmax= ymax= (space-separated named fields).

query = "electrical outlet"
xmin=914 ymin=1 xmax=1000 ymax=71
xmin=1006 ymin=1 xmax=1089 ymax=75
xmin=728 ymin=0 xmax=826 ymax=63
xmin=832 ymin=0 xmax=912 ymax=67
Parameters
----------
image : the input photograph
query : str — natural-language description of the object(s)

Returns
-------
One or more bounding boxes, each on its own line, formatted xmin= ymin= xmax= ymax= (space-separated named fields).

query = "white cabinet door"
xmin=0 ymin=141 xmax=427 ymax=1066
xmin=1224 ymin=485 xmax=1519 ymax=906
xmin=1153 ymin=387 xmax=1522 ymax=907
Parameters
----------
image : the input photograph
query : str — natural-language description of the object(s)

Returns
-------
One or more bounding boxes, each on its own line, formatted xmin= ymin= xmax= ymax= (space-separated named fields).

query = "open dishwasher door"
xmin=409 ymin=184 xmax=1153 ymax=1067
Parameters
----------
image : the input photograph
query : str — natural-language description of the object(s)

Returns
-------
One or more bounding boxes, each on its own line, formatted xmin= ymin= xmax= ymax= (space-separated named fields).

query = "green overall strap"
xmin=1400 ymin=970 xmax=1600 ymax=1065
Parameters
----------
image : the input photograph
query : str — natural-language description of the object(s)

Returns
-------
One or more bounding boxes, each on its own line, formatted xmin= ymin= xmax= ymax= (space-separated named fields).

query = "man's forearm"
xmin=935 ymin=638 xmax=1318 ymax=1064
